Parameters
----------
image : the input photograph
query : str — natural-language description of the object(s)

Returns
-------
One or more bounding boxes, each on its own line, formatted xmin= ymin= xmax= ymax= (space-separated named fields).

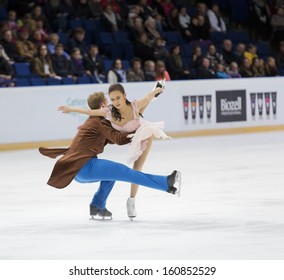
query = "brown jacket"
xmin=39 ymin=116 xmax=130 ymax=189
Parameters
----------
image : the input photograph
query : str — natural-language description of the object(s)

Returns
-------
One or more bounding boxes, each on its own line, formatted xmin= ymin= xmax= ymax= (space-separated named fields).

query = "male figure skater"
xmin=39 ymin=92 xmax=181 ymax=219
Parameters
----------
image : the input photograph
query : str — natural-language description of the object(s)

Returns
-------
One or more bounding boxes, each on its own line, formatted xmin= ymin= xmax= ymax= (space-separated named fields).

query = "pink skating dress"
xmin=104 ymin=100 xmax=171 ymax=164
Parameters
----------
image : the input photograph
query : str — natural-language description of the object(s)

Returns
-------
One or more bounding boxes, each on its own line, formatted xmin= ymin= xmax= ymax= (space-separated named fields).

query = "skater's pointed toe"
xmin=167 ymin=170 xmax=181 ymax=197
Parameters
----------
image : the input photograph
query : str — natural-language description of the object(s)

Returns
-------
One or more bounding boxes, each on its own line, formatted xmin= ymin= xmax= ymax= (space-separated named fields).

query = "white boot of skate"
xmin=126 ymin=197 xmax=137 ymax=220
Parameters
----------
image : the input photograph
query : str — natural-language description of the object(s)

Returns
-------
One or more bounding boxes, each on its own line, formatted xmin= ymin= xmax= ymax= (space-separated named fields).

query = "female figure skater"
xmin=58 ymin=83 xmax=170 ymax=219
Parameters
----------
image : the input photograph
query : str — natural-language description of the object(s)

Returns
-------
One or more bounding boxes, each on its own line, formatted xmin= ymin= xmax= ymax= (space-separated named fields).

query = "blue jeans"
xmin=75 ymin=158 xmax=168 ymax=209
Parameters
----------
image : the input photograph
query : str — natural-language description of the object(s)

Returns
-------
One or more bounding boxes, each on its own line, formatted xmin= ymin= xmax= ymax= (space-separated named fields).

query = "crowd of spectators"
xmin=1 ymin=0 xmax=284 ymax=87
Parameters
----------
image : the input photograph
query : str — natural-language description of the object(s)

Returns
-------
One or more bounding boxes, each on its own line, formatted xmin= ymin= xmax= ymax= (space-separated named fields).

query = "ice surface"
xmin=1 ymin=132 xmax=284 ymax=260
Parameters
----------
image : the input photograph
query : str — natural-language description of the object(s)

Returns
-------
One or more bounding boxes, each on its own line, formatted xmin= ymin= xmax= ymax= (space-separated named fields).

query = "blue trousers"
xmin=75 ymin=158 xmax=168 ymax=209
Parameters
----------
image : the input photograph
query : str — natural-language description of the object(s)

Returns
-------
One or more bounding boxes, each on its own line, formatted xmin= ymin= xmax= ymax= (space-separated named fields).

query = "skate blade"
xmin=128 ymin=216 xmax=136 ymax=221
xmin=175 ymin=171 xmax=181 ymax=198
xmin=90 ymin=215 xmax=112 ymax=221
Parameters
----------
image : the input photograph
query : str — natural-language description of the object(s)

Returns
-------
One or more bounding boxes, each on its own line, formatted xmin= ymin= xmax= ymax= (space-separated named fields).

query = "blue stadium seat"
xmin=103 ymin=59 xmax=113 ymax=71
xmin=113 ymin=31 xmax=130 ymax=44
xmin=61 ymin=77 xmax=76 ymax=85
xmin=30 ymin=77 xmax=46 ymax=86
xmin=13 ymin=63 xmax=32 ymax=77
xmin=47 ymin=77 xmax=62 ymax=85
xmin=164 ymin=31 xmax=183 ymax=45
xmin=226 ymin=30 xmax=250 ymax=44
xmin=77 ymin=76 xmax=91 ymax=84
xmin=69 ymin=19 xmax=83 ymax=29
xmin=82 ymin=19 xmax=97 ymax=31
xmin=98 ymin=32 xmax=114 ymax=45
xmin=0 ymin=6 xmax=7 ymax=20
xmin=256 ymin=42 xmax=271 ymax=59
xmin=58 ymin=32 xmax=68 ymax=46
xmin=122 ymin=60 xmax=130 ymax=71
xmin=15 ymin=78 xmax=30 ymax=87
xmin=211 ymin=31 xmax=226 ymax=44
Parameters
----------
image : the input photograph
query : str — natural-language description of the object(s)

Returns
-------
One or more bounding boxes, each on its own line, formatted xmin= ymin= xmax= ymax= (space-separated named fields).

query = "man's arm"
xmin=99 ymin=119 xmax=131 ymax=145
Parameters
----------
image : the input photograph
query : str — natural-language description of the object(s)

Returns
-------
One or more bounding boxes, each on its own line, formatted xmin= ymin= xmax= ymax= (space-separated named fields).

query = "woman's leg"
xmin=127 ymin=136 xmax=153 ymax=218
xmin=130 ymin=136 xmax=153 ymax=197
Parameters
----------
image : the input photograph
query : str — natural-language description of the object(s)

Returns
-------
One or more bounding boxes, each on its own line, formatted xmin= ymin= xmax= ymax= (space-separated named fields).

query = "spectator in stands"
xmin=69 ymin=47 xmax=91 ymax=78
xmin=189 ymin=15 xmax=211 ymax=41
xmin=129 ymin=16 xmax=145 ymax=42
xmin=83 ymin=44 xmax=105 ymax=83
xmin=221 ymin=39 xmax=236 ymax=67
xmin=206 ymin=43 xmax=224 ymax=70
xmin=160 ymin=0 xmax=176 ymax=17
xmin=196 ymin=57 xmax=216 ymax=79
xmin=196 ymin=1 xmax=211 ymax=31
xmin=155 ymin=59 xmax=171 ymax=81
xmin=67 ymin=28 xmax=88 ymax=58
xmin=127 ymin=57 xmax=145 ymax=82
xmin=107 ymin=58 xmax=127 ymax=83
xmin=88 ymin=0 xmax=103 ymax=19
xmin=166 ymin=7 xmax=180 ymax=31
xmin=153 ymin=37 xmax=169 ymax=62
xmin=144 ymin=16 xmax=163 ymax=42
xmin=30 ymin=28 xmax=47 ymax=48
xmin=50 ymin=43 xmax=73 ymax=78
xmin=0 ymin=43 xmax=10 ymax=61
xmin=133 ymin=32 xmax=156 ymax=62
xmin=228 ymin=61 xmax=241 ymax=78
xmin=47 ymin=33 xmax=70 ymax=59
xmin=74 ymin=0 xmax=94 ymax=19
xmin=178 ymin=6 xmax=192 ymax=42
xmin=143 ymin=59 xmax=156 ymax=81
xmin=30 ymin=5 xmax=50 ymax=32
xmin=100 ymin=0 xmax=124 ymax=18
xmin=264 ymin=56 xmax=279 ymax=76
xmin=244 ymin=43 xmax=258 ymax=64
xmin=276 ymin=40 xmax=284 ymax=71
xmin=234 ymin=42 xmax=246 ymax=66
xmin=251 ymin=57 xmax=265 ymax=77
xmin=15 ymin=27 xmax=36 ymax=63
xmin=127 ymin=6 xmax=143 ymax=29
xmin=7 ymin=10 xmax=19 ymax=37
xmin=167 ymin=44 xmax=190 ymax=80
xmin=1 ymin=29 xmax=23 ymax=62
xmin=0 ymin=45 xmax=15 ymax=87
xmin=239 ymin=57 xmax=254 ymax=77
xmin=138 ymin=0 xmax=155 ymax=21
xmin=100 ymin=4 xmax=122 ymax=32
xmin=18 ymin=13 xmax=37 ymax=34
xmin=31 ymin=44 xmax=58 ymax=79
xmin=271 ymin=7 xmax=284 ymax=49
xmin=44 ymin=0 xmax=69 ymax=32
xmin=151 ymin=0 xmax=167 ymax=17
xmin=207 ymin=3 xmax=226 ymax=32
xmin=215 ymin=63 xmax=230 ymax=78
xmin=190 ymin=45 xmax=203 ymax=69
xmin=250 ymin=0 xmax=271 ymax=41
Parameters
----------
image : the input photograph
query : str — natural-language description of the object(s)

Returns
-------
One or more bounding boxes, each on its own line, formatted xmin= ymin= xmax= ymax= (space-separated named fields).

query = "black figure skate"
xmin=153 ymin=79 xmax=165 ymax=97
xmin=167 ymin=170 xmax=182 ymax=197
xmin=89 ymin=205 xmax=112 ymax=220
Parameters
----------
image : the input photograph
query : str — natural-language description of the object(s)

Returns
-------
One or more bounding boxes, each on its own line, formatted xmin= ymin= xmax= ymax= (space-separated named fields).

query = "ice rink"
xmin=1 ymin=132 xmax=284 ymax=260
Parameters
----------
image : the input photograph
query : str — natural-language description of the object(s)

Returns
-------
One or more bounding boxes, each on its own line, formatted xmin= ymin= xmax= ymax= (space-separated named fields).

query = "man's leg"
xmin=90 ymin=180 xmax=115 ymax=209
xmin=89 ymin=180 xmax=115 ymax=218
xmin=75 ymin=158 xmax=169 ymax=192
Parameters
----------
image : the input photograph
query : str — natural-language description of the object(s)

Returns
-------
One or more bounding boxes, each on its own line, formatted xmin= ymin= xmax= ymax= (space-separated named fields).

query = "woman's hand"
xmin=152 ymin=87 xmax=163 ymax=97
xmin=58 ymin=106 xmax=72 ymax=113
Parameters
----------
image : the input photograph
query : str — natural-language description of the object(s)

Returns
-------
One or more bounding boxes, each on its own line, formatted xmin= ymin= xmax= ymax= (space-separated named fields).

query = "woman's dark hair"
xmin=108 ymin=83 xmax=131 ymax=121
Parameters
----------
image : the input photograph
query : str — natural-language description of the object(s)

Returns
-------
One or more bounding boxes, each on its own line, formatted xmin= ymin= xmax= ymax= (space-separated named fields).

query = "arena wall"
xmin=1 ymin=77 xmax=284 ymax=150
